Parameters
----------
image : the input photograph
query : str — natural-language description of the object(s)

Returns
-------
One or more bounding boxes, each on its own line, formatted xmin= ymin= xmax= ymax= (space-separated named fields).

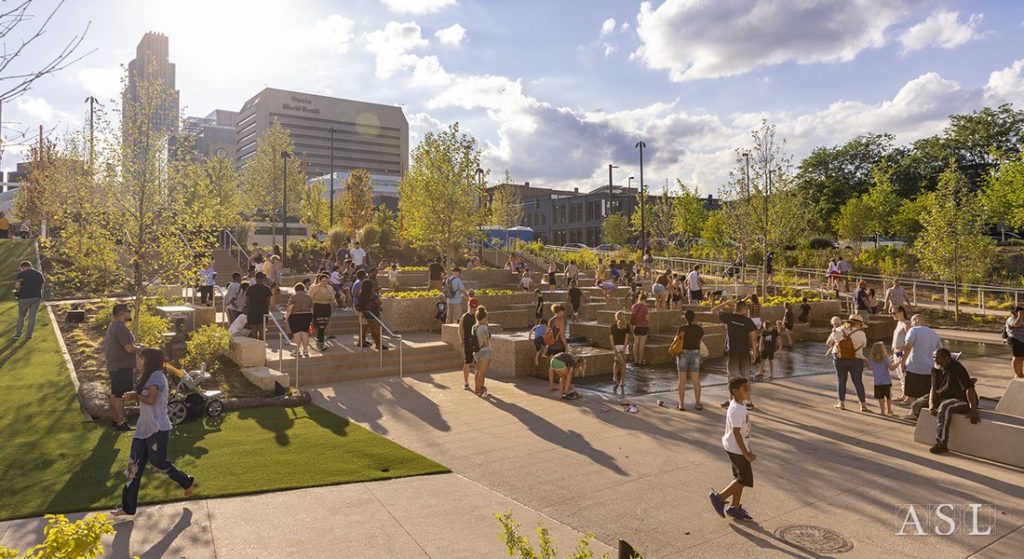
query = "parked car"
xmin=594 ymin=244 xmax=621 ymax=252
xmin=562 ymin=243 xmax=588 ymax=250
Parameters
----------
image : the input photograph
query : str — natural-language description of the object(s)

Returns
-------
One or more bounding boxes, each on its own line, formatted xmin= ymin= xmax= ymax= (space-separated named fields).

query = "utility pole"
xmin=329 ymin=126 xmax=336 ymax=228
xmin=635 ymin=141 xmax=647 ymax=251
xmin=282 ymin=151 xmax=290 ymax=267
xmin=763 ymin=169 xmax=773 ymax=297
xmin=607 ymin=163 xmax=618 ymax=217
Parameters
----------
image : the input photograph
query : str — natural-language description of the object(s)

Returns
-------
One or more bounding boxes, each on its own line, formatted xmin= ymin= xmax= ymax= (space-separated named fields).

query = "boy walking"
xmin=709 ymin=378 xmax=756 ymax=521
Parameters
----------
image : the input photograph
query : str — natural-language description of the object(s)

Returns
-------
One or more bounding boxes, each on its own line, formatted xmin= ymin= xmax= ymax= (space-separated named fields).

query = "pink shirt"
xmin=630 ymin=303 xmax=650 ymax=327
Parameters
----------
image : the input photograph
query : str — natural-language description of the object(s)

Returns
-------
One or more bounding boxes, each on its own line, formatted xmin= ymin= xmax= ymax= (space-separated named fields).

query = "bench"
xmin=241 ymin=366 xmax=290 ymax=392
xmin=995 ymin=378 xmax=1024 ymax=417
xmin=913 ymin=409 xmax=1024 ymax=468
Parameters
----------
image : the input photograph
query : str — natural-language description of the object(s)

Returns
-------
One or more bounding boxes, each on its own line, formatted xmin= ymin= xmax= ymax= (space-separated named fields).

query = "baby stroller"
xmin=166 ymin=362 xmax=224 ymax=425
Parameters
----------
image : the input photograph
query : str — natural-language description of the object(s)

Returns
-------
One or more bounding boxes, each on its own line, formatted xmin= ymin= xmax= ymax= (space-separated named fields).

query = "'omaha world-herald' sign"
xmin=282 ymin=95 xmax=320 ymax=114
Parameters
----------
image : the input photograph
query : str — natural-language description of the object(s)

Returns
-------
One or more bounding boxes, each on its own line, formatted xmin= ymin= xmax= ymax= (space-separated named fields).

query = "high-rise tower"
xmin=124 ymin=32 xmax=180 ymax=136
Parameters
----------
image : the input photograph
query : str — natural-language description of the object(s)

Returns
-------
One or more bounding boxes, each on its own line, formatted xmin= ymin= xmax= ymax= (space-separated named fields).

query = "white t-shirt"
xmin=687 ymin=270 xmax=701 ymax=291
xmin=828 ymin=327 xmax=867 ymax=359
xmin=521 ymin=275 xmax=533 ymax=289
xmin=388 ymin=268 xmax=399 ymax=282
xmin=722 ymin=400 xmax=751 ymax=454
xmin=905 ymin=325 xmax=942 ymax=375
xmin=329 ymin=271 xmax=342 ymax=286
xmin=351 ymin=247 xmax=366 ymax=266
xmin=565 ymin=263 xmax=578 ymax=277
xmin=891 ymin=320 xmax=910 ymax=351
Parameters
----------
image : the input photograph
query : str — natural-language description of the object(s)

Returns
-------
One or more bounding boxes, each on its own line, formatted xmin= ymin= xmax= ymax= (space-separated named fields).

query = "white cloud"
xmin=600 ymin=18 xmax=616 ymax=36
xmin=16 ymin=96 xmax=80 ymax=127
xmin=76 ymin=66 xmax=122 ymax=102
xmin=985 ymin=59 xmax=1024 ymax=106
xmin=619 ymin=22 xmax=630 ymax=33
xmin=434 ymin=23 xmax=466 ymax=46
xmin=381 ymin=0 xmax=456 ymax=14
xmin=899 ymin=9 xmax=984 ymax=53
xmin=365 ymin=21 xmax=432 ymax=80
xmin=312 ymin=14 xmax=355 ymax=54
xmin=409 ymin=55 xmax=451 ymax=88
xmin=604 ymin=45 xmax=617 ymax=58
xmin=632 ymin=0 xmax=914 ymax=81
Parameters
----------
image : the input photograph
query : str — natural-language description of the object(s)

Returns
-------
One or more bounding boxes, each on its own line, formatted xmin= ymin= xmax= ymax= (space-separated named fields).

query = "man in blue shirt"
xmin=445 ymin=267 xmax=467 ymax=324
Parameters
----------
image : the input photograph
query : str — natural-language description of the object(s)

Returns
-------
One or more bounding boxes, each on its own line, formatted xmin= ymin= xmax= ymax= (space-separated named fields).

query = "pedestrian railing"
xmin=264 ymin=312 xmax=301 ymax=389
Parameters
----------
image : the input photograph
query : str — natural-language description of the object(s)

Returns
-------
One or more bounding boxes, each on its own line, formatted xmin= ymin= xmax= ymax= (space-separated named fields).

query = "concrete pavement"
xmin=0 ymin=473 xmax=610 ymax=558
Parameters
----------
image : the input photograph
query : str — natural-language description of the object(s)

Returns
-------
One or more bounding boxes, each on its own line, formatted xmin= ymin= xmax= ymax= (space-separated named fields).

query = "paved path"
xmin=0 ymin=472 xmax=609 ymax=558
xmin=310 ymin=360 xmax=1023 ymax=558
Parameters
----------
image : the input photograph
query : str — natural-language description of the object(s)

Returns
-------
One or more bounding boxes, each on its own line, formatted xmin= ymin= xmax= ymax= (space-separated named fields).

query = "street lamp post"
xmin=607 ymin=163 xmax=618 ymax=217
xmin=635 ymin=141 xmax=647 ymax=251
xmin=281 ymin=151 xmax=290 ymax=267
xmin=328 ymin=127 xmax=336 ymax=228
xmin=762 ymin=169 xmax=773 ymax=296
xmin=475 ymin=167 xmax=485 ymax=259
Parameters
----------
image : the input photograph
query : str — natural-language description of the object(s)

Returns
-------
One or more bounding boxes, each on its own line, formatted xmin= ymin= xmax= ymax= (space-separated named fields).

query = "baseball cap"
xmin=468 ymin=298 xmax=479 ymax=308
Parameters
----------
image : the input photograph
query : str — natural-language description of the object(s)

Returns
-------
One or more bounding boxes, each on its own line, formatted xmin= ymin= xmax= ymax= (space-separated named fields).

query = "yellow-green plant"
xmin=182 ymin=324 xmax=232 ymax=372
xmin=495 ymin=510 xmax=640 ymax=559
xmin=0 ymin=514 xmax=129 ymax=559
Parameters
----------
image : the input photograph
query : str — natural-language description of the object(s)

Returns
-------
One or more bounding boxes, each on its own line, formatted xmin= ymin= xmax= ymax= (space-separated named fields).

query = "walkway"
xmin=0 ymin=473 xmax=609 ymax=558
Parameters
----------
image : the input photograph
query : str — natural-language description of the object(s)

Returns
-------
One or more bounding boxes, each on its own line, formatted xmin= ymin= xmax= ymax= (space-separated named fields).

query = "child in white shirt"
xmin=709 ymin=378 xmax=756 ymax=522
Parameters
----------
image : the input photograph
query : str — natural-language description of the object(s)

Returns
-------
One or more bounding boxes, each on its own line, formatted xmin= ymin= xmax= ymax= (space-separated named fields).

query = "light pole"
xmin=635 ymin=141 xmax=647 ymax=251
xmin=475 ymin=167 xmax=485 ymax=259
xmin=281 ymin=151 xmax=290 ymax=267
xmin=762 ymin=169 xmax=773 ymax=296
xmin=328 ymin=127 xmax=336 ymax=228
xmin=606 ymin=163 xmax=618 ymax=217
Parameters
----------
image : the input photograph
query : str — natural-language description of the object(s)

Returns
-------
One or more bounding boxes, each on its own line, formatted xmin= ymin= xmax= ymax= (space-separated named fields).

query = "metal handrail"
xmin=264 ymin=311 xmax=300 ymax=389
xmin=350 ymin=306 xmax=405 ymax=378
xmin=222 ymin=228 xmax=251 ymax=274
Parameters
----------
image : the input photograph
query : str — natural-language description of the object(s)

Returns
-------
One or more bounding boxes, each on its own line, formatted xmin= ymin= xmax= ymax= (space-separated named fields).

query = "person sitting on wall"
xmin=908 ymin=348 xmax=980 ymax=455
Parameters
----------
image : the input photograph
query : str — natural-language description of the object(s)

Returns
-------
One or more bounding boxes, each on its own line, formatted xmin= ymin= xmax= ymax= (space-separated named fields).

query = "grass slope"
xmin=0 ymin=240 xmax=447 ymax=520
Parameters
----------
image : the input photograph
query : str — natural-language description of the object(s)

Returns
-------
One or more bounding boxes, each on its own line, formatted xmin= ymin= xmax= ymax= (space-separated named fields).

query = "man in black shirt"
xmin=428 ymin=257 xmax=445 ymax=291
xmin=910 ymin=348 xmax=979 ymax=454
xmin=244 ymin=272 xmax=273 ymax=340
xmin=14 ymin=260 xmax=44 ymax=340
xmin=713 ymin=296 xmax=758 ymax=409
xmin=567 ymin=279 xmax=586 ymax=321
xmin=853 ymin=280 xmax=871 ymax=323
xmin=458 ymin=299 xmax=480 ymax=390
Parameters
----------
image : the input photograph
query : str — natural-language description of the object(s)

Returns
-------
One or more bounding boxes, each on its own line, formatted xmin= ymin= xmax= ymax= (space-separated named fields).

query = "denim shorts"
xmin=676 ymin=350 xmax=700 ymax=373
xmin=474 ymin=347 xmax=493 ymax=361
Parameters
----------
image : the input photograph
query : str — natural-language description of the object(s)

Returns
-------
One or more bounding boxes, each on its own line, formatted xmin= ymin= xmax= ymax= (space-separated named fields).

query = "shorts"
xmin=533 ymin=337 xmax=546 ymax=351
xmin=690 ymin=290 xmax=703 ymax=301
xmin=676 ymin=350 xmax=700 ymax=373
xmin=904 ymin=372 xmax=932 ymax=398
xmin=873 ymin=383 xmax=892 ymax=399
xmin=474 ymin=347 xmax=493 ymax=361
xmin=547 ymin=343 xmax=565 ymax=357
xmin=463 ymin=345 xmax=475 ymax=364
xmin=652 ymin=283 xmax=666 ymax=296
xmin=109 ymin=367 xmax=134 ymax=398
xmin=727 ymin=351 xmax=752 ymax=378
xmin=428 ymin=279 xmax=442 ymax=291
xmin=783 ymin=322 xmax=793 ymax=332
xmin=288 ymin=313 xmax=312 ymax=334
xmin=727 ymin=451 xmax=754 ymax=487
xmin=550 ymin=358 xmax=567 ymax=370
xmin=1010 ymin=337 xmax=1024 ymax=358
xmin=633 ymin=326 xmax=650 ymax=336
xmin=247 ymin=311 xmax=267 ymax=328
xmin=760 ymin=348 xmax=776 ymax=361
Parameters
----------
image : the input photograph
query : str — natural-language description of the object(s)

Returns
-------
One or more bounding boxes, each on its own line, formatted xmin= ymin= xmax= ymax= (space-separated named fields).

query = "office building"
xmin=184 ymin=110 xmax=238 ymax=159
xmin=235 ymin=88 xmax=408 ymax=180
xmin=124 ymin=32 xmax=180 ymax=136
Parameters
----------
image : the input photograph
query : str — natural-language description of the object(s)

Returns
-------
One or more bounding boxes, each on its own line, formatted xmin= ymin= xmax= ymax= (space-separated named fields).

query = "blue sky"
xmin=3 ymin=0 xmax=1024 ymax=195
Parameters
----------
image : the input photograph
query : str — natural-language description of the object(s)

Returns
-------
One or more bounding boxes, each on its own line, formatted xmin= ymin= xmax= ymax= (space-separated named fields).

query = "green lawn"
xmin=0 ymin=240 xmax=447 ymax=521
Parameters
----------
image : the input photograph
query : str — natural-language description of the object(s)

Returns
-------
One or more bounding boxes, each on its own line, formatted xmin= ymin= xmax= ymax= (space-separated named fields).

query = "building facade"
xmin=124 ymin=32 xmax=180 ymax=136
xmin=184 ymin=110 xmax=238 ymax=159
xmin=235 ymin=88 xmax=408 ymax=181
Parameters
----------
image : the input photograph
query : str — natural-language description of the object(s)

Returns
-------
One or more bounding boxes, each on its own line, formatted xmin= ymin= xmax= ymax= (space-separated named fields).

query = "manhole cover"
xmin=774 ymin=525 xmax=853 ymax=554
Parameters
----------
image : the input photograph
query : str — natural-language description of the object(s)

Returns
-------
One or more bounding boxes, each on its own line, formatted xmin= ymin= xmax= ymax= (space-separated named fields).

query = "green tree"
xmin=602 ymin=213 xmax=630 ymax=245
xmin=980 ymin=153 xmax=1024 ymax=237
xmin=720 ymin=120 xmax=808 ymax=294
xmin=300 ymin=178 xmax=330 ymax=234
xmin=631 ymin=190 xmax=674 ymax=241
xmin=489 ymin=171 xmax=523 ymax=228
xmin=915 ymin=164 xmax=995 ymax=318
xmin=240 ymin=121 xmax=305 ymax=246
xmin=891 ymin=193 xmax=933 ymax=241
xmin=833 ymin=197 xmax=873 ymax=247
xmin=339 ymin=168 xmax=375 ymax=237
xmin=862 ymin=165 xmax=901 ymax=240
xmin=671 ymin=180 xmax=707 ymax=239
xmin=398 ymin=122 xmax=484 ymax=263
xmin=371 ymin=208 xmax=399 ymax=254
xmin=700 ymin=210 xmax=731 ymax=254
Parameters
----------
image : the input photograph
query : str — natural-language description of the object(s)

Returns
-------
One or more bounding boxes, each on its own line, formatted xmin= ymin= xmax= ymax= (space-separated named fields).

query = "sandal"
xmin=676 ymin=404 xmax=685 ymax=411
xmin=834 ymin=403 xmax=845 ymax=410
xmin=694 ymin=404 xmax=703 ymax=411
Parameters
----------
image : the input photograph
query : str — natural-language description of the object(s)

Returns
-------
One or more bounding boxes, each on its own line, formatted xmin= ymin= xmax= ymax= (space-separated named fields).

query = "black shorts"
xmin=533 ymin=337 xmax=545 ymax=351
xmin=109 ymin=367 xmax=134 ymax=398
xmin=288 ymin=313 xmax=312 ymax=335
xmin=633 ymin=326 xmax=650 ymax=336
xmin=247 ymin=311 xmax=267 ymax=328
xmin=547 ymin=344 xmax=565 ymax=357
xmin=760 ymin=348 xmax=776 ymax=361
xmin=873 ymin=383 xmax=892 ymax=399
xmin=727 ymin=451 xmax=754 ymax=487
xmin=904 ymin=372 xmax=932 ymax=398
xmin=463 ymin=344 xmax=475 ymax=364
xmin=690 ymin=290 xmax=703 ymax=301
xmin=1010 ymin=337 xmax=1024 ymax=358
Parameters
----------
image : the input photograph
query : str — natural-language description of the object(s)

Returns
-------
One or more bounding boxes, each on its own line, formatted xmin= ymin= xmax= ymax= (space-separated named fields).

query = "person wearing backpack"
xmin=443 ymin=267 xmax=467 ymax=324
xmin=826 ymin=314 xmax=870 ymax=412
xmin=471 ymin=306 xmax=492 ymax=398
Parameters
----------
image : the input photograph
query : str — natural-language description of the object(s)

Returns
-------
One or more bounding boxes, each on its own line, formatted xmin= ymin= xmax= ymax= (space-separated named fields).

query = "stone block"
xmin=995 ymin=378 xmax=1024 ymax=417
xmin=913 ymin=409 xmax=1024 ymax=468
xmin=240 ymin=366 xmax=289 ymax=392
xmin=155 ymin=305 xmax=196 ymax=331
xmin=188 ymin=304 xmax=216 ymax=328
xmin=226 ymin=335 xmax=267 ymax=367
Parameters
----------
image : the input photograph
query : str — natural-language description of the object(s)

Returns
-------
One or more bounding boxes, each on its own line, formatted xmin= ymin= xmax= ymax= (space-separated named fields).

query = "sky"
xmin=3 ymin=0 xmax=1024 ymax=195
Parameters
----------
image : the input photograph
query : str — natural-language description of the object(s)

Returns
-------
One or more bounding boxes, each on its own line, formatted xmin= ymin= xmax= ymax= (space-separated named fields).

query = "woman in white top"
xmin=472 ymin=306 xmax=492 ymax=398
xmin=890 ymin=305 xmax=912 ymax=403
xmin=111 ymin=348 xmax=196 ymax=517
xmin=826 ymin=315 xmax=870 ymax=411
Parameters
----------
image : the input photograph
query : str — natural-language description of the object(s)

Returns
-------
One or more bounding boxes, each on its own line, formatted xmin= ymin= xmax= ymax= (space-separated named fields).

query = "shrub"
xmin=181 ymin=324 xmax=232 ymax=372
xmin=91 ymin=299 xmax=170 ymax=347
xmin=808 ymin=236 xmax=834 ymax=250
xmin=495 ymin=510 xmax=639 ymax=559
xmin=360 ymin=223 xmax=381 ymax=250
xmin=286 ymin=238 xmax=327 ymax=273
xmin=0 ymin=514 xmax=118 ymax=559
xmin=382 ymin=288 xmax=516 ymax=299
